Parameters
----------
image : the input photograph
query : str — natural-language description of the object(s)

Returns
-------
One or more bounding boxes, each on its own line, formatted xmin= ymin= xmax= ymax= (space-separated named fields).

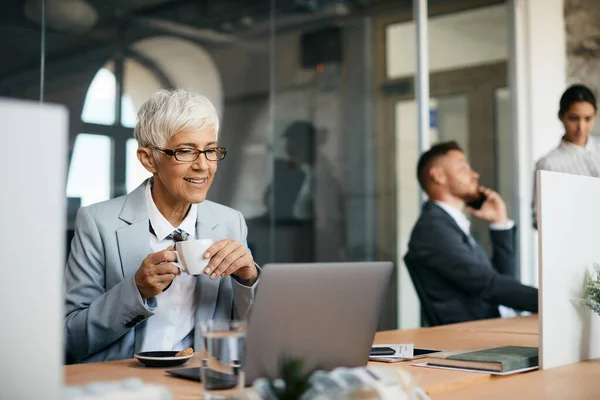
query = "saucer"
xmin=134 ymin=351 xmax=193 ymax=368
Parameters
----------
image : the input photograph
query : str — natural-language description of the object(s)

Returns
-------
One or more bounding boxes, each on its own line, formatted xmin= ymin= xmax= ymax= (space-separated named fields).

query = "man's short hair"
xmin=417 ymin=141 xmax=463 ymax=191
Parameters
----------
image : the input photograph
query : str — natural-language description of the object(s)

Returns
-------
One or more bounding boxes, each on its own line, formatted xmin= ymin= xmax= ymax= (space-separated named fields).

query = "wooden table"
xmin=434 ymin=359 xmax=600 ymax=400
xmin=64 ymin=316 xmax=596 ymax=399
xmin=65 ymin=355 xmax=205 ymax=400
xmin=432 ymin=314 xmax=538 ymax=335
xmin=372 ymin=323 xmax=538 ymax=395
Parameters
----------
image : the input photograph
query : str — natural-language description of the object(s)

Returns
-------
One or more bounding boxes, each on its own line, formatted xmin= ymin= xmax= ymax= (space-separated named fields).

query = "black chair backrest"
xmin=403 ymin=254 xmax=442 ymax=327
xmin=66 ymin=229 xmax=75 ymax=263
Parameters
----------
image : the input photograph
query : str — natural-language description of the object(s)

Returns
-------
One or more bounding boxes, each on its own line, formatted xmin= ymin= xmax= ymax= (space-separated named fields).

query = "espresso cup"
xmin=173 ymin=239 xmax=213 ymax=275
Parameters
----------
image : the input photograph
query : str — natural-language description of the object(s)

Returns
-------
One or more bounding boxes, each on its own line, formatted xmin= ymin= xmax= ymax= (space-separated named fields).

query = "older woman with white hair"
xmin=64 ymin=89 xmax=258 ymax=363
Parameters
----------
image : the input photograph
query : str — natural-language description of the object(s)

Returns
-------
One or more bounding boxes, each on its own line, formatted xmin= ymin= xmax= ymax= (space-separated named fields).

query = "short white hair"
xmin=134 ymin=89 xmax=219 ymax=148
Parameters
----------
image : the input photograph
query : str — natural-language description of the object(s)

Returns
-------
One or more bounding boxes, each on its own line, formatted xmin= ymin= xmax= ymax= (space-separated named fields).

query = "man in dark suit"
xmin=406 ymin=141 xmax=538 ymax=325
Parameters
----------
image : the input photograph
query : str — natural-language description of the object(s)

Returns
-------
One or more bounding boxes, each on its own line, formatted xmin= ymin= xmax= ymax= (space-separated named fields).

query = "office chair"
xmin=66 ymin=229 xmax=75 ymax=263
xmin=403 ymin=254 xmax=442 ymax=327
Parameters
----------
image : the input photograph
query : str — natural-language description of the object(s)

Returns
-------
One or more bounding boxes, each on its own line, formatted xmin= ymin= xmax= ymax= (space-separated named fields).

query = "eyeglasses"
xmin=153 ymin=146 xmax=227 ymax=162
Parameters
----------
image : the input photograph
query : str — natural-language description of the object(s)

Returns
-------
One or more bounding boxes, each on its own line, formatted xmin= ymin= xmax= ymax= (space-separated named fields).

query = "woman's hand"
xmin=202 ymin=240 xmax=258 ymax=285
xmin=134 ymin=246 xmax=180 ymax=299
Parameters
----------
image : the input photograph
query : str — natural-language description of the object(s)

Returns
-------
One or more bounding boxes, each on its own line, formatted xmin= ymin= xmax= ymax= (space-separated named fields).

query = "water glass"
xmin=197 ymin=320 xmax=246 ymax=399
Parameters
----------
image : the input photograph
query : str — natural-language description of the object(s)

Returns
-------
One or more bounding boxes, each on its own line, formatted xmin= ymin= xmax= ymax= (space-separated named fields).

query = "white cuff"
xmin=490 ymin=219 xmax=515 ymax=231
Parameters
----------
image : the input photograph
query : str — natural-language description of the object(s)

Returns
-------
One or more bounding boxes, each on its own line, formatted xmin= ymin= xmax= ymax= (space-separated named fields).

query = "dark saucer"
xmin=134 ymin=351 xmax=193 ymax=368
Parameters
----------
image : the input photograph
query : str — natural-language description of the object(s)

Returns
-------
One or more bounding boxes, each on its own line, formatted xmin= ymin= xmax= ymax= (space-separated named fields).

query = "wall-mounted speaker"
xmin=301 ymin=26 xmax=342 ymax=69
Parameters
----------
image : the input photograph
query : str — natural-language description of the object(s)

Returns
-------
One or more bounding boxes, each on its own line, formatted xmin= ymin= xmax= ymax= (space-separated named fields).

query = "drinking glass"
xmin=197 ymin=320 xmax=246 ymax=399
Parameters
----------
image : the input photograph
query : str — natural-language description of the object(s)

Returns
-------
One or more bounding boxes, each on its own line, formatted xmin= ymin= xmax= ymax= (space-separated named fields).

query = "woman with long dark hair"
xmin=532 ymin=84 xmax=600 ymax=228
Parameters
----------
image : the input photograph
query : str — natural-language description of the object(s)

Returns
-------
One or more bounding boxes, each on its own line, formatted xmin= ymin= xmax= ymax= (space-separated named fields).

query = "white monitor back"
xmin=538 ymin=170 xmax=600 ymax=369
xmin=0 ymin=98 xmax=67 ymax=399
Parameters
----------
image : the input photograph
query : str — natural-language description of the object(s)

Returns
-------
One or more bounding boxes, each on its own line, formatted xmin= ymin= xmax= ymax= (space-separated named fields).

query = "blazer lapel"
xmin=425 ymin=201 xmax=474 ymax=247
xmin=426 ymin=202 xmax=492 ymax=268
xmin=116 ymin=181 xmax=151 ymax=280
xmin=194 ymin=201 xmax=221 ymax=324
xmin=115 ymin=180 xmax=151 ymax=353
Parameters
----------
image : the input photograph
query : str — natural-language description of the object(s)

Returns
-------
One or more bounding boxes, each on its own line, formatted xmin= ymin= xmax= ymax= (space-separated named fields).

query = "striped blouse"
xmin=532 ymin=137 xmax=600 ymax=228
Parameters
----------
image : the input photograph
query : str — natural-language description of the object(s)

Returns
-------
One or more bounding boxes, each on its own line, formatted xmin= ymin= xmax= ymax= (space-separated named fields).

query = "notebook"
xmin=426 ymin=346 xmax=538 ymax=373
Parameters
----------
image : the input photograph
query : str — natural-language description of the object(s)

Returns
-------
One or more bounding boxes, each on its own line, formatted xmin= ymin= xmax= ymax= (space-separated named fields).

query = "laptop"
xmin=168 ymin=261 xmax=393 ymax=384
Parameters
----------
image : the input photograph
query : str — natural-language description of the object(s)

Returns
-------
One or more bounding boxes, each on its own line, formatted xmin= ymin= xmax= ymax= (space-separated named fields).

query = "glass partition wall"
xmin=0 ymin=0 xmax=513 ymax=330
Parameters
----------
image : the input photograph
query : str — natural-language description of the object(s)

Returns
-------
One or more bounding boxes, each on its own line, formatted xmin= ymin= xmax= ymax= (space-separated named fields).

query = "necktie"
xmin=167 ymin=228 xmax=190 ymax=242
xmin=148 ymin=222 xmax=190 ymax=242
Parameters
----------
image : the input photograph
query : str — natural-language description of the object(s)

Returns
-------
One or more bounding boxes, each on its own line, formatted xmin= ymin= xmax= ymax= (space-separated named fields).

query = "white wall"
xmin=386 ymin=4 xmax=508 ymax=78
xmin=510 ymin=0 xmax=566 ymax=286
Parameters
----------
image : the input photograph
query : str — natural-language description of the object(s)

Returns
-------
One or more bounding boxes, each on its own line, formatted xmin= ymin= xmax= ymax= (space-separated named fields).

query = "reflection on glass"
xmin=266 ymin=121 xmax=316 ymax=222
xmin=126 ymin=138 xmax=152 ymax=193
xmin=66 ymin=134 xmax=112 ymax=206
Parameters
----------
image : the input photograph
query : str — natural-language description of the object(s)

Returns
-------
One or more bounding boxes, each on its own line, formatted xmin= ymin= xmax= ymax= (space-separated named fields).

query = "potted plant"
xmin=582 ymin=263 xmax=600 ymax=316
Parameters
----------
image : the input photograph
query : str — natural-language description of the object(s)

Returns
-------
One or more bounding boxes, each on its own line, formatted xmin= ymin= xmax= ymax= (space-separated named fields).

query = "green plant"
xmin=266 ymin=356 xmax=314 ymax=400
xmin=583 ymin=263 xmax=600 ymax=315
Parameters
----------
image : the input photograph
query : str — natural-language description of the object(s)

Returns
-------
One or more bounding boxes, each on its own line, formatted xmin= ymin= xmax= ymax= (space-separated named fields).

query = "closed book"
xmin=427 ymin=346 xmax=538 ymax=372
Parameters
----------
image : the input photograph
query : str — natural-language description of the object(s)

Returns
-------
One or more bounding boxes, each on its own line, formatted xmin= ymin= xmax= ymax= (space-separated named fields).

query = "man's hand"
xmin=135 ymin=246 xmax=180 ymax=299
xmin=466 ymin=186 xmax=509 ymax=225
xmin=202 ymin=240 xmax=258 ymax=285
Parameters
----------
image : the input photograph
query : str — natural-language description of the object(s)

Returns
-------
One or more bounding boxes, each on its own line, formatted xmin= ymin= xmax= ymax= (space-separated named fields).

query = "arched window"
xmin=81 ymin=66 xmax=117 ymax=125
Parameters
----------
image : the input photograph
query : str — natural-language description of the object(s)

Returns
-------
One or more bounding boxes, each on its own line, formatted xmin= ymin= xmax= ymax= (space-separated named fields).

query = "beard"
xmin=460 ymin=186 xmax=481 ymax=203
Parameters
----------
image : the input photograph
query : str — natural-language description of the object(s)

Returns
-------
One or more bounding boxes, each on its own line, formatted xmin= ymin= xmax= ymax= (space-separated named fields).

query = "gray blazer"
xmin=64 ymin=180 xmax=257 ymax=364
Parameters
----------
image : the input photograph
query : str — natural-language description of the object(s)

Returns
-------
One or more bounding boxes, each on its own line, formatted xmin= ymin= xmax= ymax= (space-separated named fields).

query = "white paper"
xmin=412 ymin=362 xmax=539 ymax=376
xmin=370 ymin=344 xmax=414 ymax=361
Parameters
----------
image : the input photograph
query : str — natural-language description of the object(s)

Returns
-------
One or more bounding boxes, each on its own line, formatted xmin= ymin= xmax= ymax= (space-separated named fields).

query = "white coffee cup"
xmin=173 ymin=239 xmax=213 ymax=275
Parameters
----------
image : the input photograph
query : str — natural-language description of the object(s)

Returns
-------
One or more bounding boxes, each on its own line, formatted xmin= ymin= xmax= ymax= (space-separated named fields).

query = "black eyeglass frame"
xmin=153 ymin=146 xmax=227 ymax=162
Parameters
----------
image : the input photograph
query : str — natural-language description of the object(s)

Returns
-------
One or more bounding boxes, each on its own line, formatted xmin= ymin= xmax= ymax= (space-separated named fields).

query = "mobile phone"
xmin=370 ymin=347 xmax=396 ymax=356
xmin=466 ymin=192 xmax=487 ymax=210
